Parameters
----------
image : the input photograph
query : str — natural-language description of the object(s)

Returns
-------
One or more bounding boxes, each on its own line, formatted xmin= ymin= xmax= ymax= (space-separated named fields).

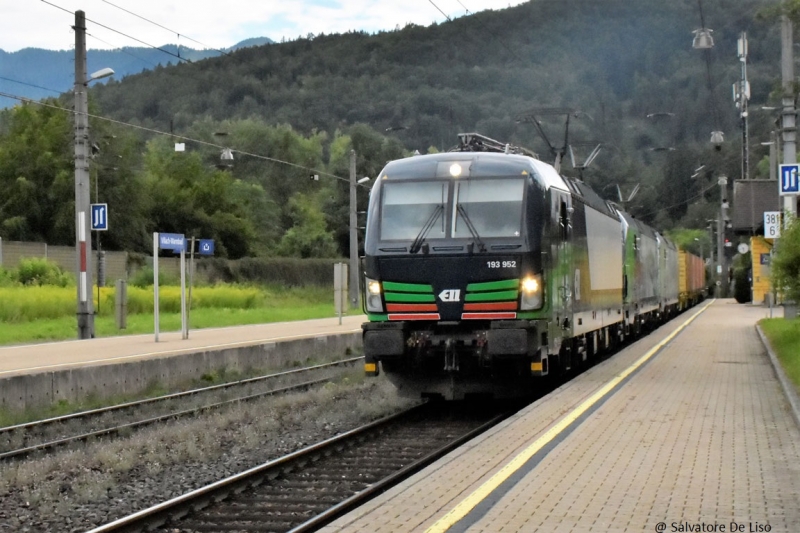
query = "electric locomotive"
xmin=361 ymin=133 xmax=632 ymax=400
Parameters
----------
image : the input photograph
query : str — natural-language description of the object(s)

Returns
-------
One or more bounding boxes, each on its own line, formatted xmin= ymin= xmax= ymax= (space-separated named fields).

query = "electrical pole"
xmin=74 ymin=10 xmax=95 ymax=339
xmin=706 ymin=220 xmax=716 ymax=271
xmin=737 ymin=32 xmax=750 ymax=182
xmin=718 ymin=176 xmax=729 ymax=298
xmin=349 ymin=149 xmax=359 ymax=309
xmin=781 ymin=12 xmax=798 ymax=217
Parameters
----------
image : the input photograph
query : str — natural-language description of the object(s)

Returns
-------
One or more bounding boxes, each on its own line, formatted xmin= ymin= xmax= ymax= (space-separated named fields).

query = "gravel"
xmin=0 ymin=372 xmax=415 ymax=533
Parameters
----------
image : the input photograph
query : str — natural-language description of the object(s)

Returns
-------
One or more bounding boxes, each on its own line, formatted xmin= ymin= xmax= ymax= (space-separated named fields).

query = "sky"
xmin=1 ymin=0 xmax=527 ymax=52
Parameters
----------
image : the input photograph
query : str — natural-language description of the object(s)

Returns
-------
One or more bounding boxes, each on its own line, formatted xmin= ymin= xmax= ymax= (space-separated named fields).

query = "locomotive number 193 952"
xmin=487 ymin=260 xmax=516 ymax=269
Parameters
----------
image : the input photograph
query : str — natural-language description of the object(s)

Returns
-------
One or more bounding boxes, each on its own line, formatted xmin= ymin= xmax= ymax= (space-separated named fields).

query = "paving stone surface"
xmin=321 ymin=301 xmax=800 ymax=533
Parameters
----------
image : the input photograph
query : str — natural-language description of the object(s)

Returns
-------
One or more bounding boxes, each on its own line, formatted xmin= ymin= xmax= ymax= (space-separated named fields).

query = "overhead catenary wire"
xmin=101 ymin=0 xmax=230 ymax=57
xmin=40 ymin=0 xmax=191 ymax=63
xmin=86 ymin=33 xmax=159 ymax=68
xmin=0 ymin=90 xmax=367 ymax=189
xmin=637 ymin=180 xmax=718 ymax=219
xmin=428 ymin=0 xmax=526 ymax=63
xmin=427 ymin=0 xmax=452 ymax=21
xmin=442 ymin=0 xmax=604 ymax=160
xmin=0 ymin=76 xmax=62 ymax=95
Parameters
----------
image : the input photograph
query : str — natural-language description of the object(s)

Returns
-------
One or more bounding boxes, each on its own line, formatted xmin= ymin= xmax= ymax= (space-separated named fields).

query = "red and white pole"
xmin=78 ymin=212 xmax=88 ymax=304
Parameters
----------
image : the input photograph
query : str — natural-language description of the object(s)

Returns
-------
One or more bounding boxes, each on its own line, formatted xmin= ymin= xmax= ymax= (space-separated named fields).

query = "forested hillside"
xmin=0 ymin=0 xmax=787 ymax=260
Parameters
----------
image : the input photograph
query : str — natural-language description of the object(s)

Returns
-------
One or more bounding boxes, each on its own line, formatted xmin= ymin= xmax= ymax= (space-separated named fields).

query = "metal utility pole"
xmin=718 ymin=176 xmax=729 ymax=298
xmin=766 ymin=133 xmax=778 ymax=182
xmin=706 ymin=220 xmax=716 ymax=269
xmin=74 ymin=11 xmax=94 ymax=339
xmin=781 ymin=12 xmax=798 ymax=217
xmin=349 ymin=149 xmax=359 ymax=308
xmin=736 ymin=32 xmax=750 ymax=181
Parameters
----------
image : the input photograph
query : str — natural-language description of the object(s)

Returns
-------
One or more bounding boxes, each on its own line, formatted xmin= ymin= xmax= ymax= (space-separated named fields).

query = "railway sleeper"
xmin=236 ymin=494 xmax=344 ymax=505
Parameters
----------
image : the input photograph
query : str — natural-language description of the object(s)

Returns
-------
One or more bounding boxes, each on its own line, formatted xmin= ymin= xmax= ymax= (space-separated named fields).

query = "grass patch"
xmin=0 ymin=285 xmax=271 ymax=321
xmin=0 ymin=284 xmax=361 ymax=346
xmin=760 ymin=318 xmax=800 ymax=393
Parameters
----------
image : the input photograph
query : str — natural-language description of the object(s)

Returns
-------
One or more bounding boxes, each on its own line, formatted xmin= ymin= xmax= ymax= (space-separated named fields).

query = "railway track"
xmin=87 ymin=401 xmax=519 ymax=533
xmin=0 ymin=357 xmax=362 ymax=461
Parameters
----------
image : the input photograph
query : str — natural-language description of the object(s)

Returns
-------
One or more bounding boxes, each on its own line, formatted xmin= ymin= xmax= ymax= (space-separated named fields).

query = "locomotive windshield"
xmin=378 ymin=177 xmax=525 ymax=242
xmin=380 ymin=181 xmax=447 ymax=241
xmin=453 ymin=178 xmax=524 ymax=238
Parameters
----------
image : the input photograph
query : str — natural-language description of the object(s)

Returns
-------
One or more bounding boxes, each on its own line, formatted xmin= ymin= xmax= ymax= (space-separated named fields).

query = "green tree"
xmin=276 ymin=193 xmax=339 ymax=258
xmin=0 ymin=99 xmax=152 ymax=252
xmin=0 ymin=101 xmax=73 ymax=242
xmin=772 ymin=216 xmax=800 ymax=302
xmin=142 ymin=137 xmax=258 ymax=258
xmin=88 ymin=118 xmax=151 ymax=253
xmin=666 ymin=228 xmax=712 ymax=258
xmin=324 ymin=125 xmax=408 ymax=255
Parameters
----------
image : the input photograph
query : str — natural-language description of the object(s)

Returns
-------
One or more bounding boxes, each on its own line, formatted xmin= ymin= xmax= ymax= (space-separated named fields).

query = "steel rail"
xmin=287 ymin=411 xmax=509 ymax=533
xmin=0 ymin=377 xmax=334 ymax=461
xmin=85 ymin=404 xmax=432 ymax=533
xmin=0 ymin=356 xmax=362 ymax=435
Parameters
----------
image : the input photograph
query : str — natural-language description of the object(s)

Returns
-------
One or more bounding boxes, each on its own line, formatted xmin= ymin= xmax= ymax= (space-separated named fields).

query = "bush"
xmin=129 ymin=266 xmax=180 ymax=288
xmin=0 ymin=266 xmax=16 ymax=287
xmin=199 ymin=257 xmax=342 ymax=287
xmin=15 ymin=258 xmax=73 ymax=287
xmin=772 ymin=216 xmax=800 ymax=302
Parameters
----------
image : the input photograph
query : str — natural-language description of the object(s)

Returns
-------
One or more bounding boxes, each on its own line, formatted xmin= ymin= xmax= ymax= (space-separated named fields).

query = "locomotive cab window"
xmin=453 ymin=178 xmax=524 ymax=238
xmin=379 ymin=181 xmax=447 ymax=241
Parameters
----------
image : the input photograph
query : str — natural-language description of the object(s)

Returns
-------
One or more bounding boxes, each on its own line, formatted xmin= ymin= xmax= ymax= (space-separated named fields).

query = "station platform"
xmin=0 ymin=315 xmax=365 ymax=379
xmin=0 ymin=315 xmax=365 ymax=411
xmin=321 ymin=300 xmax=800 ymax=532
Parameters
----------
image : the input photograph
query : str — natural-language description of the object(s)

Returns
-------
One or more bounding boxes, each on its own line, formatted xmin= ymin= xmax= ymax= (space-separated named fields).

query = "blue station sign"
xmin=158 ymin=233 xmax=185 ymax=252
xmin=198 ymin=239 xmax=215 ymax=256
xmin=90 ymin=203 xmax=108 ymax=231
xmin=779 ymin=164 xmax=800 ymax=196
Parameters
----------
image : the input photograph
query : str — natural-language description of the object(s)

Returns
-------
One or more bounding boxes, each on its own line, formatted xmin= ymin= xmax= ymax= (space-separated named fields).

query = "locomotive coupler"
xmin=443 ymin=338 xmax=459 ymax=372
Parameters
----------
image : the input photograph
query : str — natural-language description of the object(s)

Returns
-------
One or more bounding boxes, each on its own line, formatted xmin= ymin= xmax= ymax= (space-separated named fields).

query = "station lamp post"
xmin=716 ymin=176 xmax=730 ymax=298
xmin=74 ymin=10 xmax=114 ymax=339
xmin=348 ymin=148 xmax=372 ymax=308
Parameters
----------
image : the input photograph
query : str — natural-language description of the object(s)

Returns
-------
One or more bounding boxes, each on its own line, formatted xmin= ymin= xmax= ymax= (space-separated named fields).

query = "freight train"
xmin=360 ymin=133 xmax=706 ymax=400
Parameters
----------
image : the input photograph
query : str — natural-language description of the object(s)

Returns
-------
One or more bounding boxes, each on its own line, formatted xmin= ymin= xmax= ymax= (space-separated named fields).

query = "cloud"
xmin=1 ymin=0 xmax=525 ymax=52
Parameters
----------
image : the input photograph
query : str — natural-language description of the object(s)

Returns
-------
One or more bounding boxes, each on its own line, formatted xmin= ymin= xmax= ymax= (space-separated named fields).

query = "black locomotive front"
xmin=360 ymin=150 xmax=550 ymax=399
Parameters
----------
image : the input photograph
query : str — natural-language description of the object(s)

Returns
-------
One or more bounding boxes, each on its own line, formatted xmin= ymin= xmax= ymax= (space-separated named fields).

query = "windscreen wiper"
xmin=410 ymin=204 xmax=443 ymax=254
xmin=457 ymin=205 xmax=486 ymax=252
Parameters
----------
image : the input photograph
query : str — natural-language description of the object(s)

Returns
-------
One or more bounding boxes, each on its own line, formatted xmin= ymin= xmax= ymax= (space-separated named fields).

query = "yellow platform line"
xmin=426 ymin=300 xmax=714 ymax=533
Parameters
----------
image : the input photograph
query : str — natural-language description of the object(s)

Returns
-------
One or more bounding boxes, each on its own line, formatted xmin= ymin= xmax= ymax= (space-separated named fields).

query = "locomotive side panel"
xmin=658 ymin=236 xmax=680 ymax=314
xmin=636 ymin=228 xmax=660 ymax=315
xmin=570 ymin=203 xmax=623 ymax=336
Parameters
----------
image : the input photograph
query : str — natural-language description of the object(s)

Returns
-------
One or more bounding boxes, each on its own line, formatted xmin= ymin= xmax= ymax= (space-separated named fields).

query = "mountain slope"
xmin=0 ymin=37 xmax=273 ymax=106
xmin=89 ymin=0 xmax=777 ymax=158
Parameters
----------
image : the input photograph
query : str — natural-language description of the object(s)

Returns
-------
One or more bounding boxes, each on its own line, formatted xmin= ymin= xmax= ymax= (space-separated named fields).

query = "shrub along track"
xmin=0 ymin=357 xmax=362 ymax=462
xmin=87 ymin=401 xmax=521 ymax=533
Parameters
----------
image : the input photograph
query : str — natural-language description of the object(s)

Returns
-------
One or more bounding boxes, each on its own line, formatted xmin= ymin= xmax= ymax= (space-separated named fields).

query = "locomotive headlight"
xmin=520 ymin=274 xmax=543 ymax=310
xmin=365 ymin=277 xmax=384 ymax=313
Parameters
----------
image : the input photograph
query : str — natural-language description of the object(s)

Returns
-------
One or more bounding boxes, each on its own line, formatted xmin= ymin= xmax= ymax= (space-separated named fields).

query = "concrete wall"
xmin=0 ymin=238 xmax=187 ymax=285
xmin=0 ymin=332 xmax=362 ymax=413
